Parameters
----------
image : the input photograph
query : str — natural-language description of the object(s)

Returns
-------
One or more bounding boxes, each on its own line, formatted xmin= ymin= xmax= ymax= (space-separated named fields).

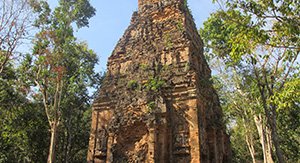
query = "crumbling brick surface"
xmin=87 ymin=0 xmax=231 ymax=162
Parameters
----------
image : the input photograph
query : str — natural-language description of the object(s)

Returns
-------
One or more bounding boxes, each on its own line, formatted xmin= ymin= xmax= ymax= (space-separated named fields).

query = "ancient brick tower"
xmin=87 ymin=0 xmax=231 ymax=162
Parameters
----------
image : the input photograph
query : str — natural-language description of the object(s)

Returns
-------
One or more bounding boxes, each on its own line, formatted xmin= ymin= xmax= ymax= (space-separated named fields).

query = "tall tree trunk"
xmin=254 ymin=114 xmax=274 ymax=163
xmin=265 ymin=125 xmax=274 ymax=163
xmin=48 ymin=122 xmax=58 ymax=163
xmin=262 ymin=96 xmax=285 ymax=163
xmin=256 ymin=80 xmax=284 ymax=163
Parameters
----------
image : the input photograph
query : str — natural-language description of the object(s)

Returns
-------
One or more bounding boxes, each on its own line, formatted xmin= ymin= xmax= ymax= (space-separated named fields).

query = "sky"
xmin=71 ymin=0 xmax=218 ymax=71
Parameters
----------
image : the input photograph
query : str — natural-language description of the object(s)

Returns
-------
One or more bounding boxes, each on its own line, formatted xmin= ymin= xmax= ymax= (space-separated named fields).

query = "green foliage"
xmin=277 ymin=106 xmax=300 ymax=162
xmin=56 ymin=99 xmax=93 ymax=162
xmin=0 ymin=0 xmax=98 ymax=162
xmin=19 ymin=0 xmax=98 ymax=162
xmin=0 ymin=103 xmax=49 ymax=163
xmin=200 ymin=10 xmax=269 ymax=65
xmin=177 ymin=20 xmax=184 ymax=32
xmin=200 ymin=0 xmax=299 ymax=65
xmin=271 ymin=78 xmax=300 ymax=111
xmin=271 ymin=78 xmax=300 ymax=162
xmin=30 ymin=0 xmax=95 ymax=28
xmin=163 ymin=33 xmax=173 ymax=49
xmin=162 ymin=64 xmax=169 ymax=71
xmin=201 ymin=0 xmax=300 ymax=162
xmin=140 ymin=63 xmax=149 ymax=70
xmin=127 ymin=80 xmax=139 ymax=90
xmin=144 ymin=77 xmax=165 ymax=92
xmin=184 ymin=62 xmax=190 ymax=72
xmin=147 ymin=101 xmax=156 ymax=113
xmin=230 ymin=125 xmax=256 ymax=163
xmin=25 ymin=0 xmax=98 ymax=118
xmin=210 ymin=67 xmax=267 ymax=162
xmin=0 ymin=63 xmax=49 ymax=163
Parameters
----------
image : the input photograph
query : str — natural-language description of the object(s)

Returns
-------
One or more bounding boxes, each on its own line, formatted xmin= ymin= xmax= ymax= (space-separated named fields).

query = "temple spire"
xmin=138 ymin=0 xmax=184 ymax=11
xmin=138 ymin=0 xmax=159 ymax=6
xmin=138 ymin=0 xmax=160 ymax=9
xmin=87 ymin=0 xmax=232 ymax=162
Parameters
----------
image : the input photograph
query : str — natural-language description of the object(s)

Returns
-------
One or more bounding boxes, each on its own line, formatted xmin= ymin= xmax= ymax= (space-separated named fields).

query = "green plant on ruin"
xmin=140 ymin=63 xmax=149 ymax=70
xmin=144 ymin=77 xmax=165 ymax=92
xmin=162 ymin=64 xmax=170 ymax=71
xmin=177 ymin=20 xmax=184 ymax=32
xmin=147 ymin=101 xmax=156 ymax=113
xmin=163 ymin=33 xmax=173 ymax=49
xmin=127 ymin=80 xmax=139 ymax=90
xmin=184 ymin=62 xmax=190 ymax=72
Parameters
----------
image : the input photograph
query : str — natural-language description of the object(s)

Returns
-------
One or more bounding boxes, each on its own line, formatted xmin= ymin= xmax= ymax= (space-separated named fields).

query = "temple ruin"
xmin=87 ymin=0 xmax=231 ymax=162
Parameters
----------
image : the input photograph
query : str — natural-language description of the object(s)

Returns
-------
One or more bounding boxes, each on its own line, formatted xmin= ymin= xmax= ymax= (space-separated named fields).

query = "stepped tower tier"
xmin=87 ymin=0 xmax=231 ymax=162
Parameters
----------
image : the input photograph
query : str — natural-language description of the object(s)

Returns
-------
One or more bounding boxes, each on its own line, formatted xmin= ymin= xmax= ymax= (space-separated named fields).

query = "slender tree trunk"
xmin=242 ymin=117 xmax=257 ymax=163
xmin=269 ymin=107 xmax=285 ymax=163
xmin=48 ymin=122 xmax=58 ymax=163
xmin=245 ymin=132 xmax=257 ymax=163
xmin=254 ymin=114 xmax=274 ymax=163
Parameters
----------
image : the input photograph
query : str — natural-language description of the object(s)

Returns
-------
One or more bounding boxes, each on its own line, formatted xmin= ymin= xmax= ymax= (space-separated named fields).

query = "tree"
xmin=0 ymin=0 xmax=33 ymax=74
xmin=0 ymin=62 xmax=49 ymax=163
xmin=209 ymin=62 xmax=265 ymax=163
xmin=200 ymin=0 xmax=299 ymax=162
xmin=21 ymin=0 xmax=97 ymax=162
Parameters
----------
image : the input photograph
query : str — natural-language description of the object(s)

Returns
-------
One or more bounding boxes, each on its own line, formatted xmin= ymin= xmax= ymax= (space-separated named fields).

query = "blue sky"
xmin=72 ymin=0 xmax=218 ymax=72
